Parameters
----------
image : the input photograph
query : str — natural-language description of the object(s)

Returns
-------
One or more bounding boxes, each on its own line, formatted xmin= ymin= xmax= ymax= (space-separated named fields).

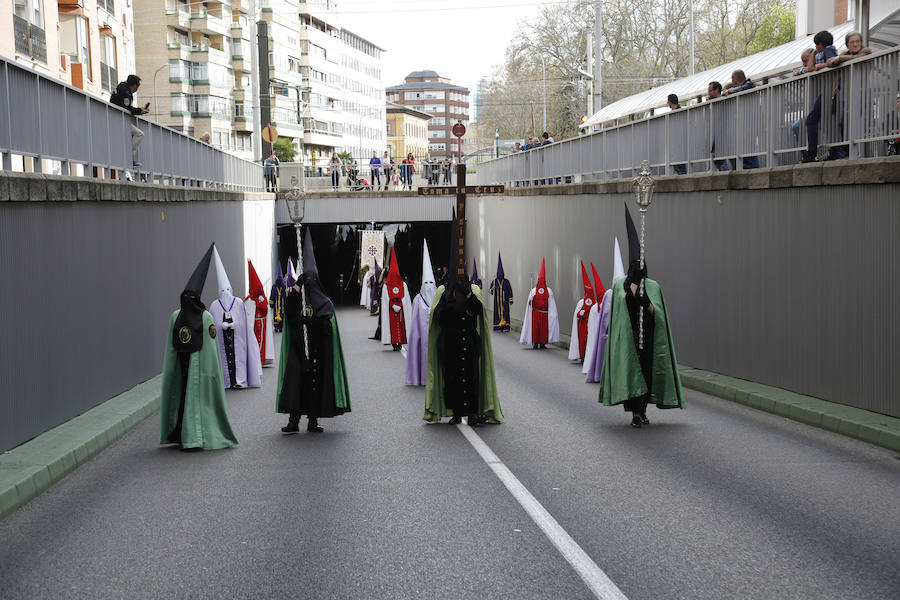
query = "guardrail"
xmin=0 ymin=56 xmax=264 ymax=191
xmin=479 ymin=46 xmax=900 ymax=186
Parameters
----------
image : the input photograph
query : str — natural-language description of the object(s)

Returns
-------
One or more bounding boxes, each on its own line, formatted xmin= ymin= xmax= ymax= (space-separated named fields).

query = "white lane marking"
xmin=457 ymin=422 xmax=629 ymax=600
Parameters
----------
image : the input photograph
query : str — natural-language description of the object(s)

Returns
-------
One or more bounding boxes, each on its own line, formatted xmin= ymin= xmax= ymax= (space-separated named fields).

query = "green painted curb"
xmin=678 ymin=367 xmax=900 ymax=453
xmin=0 ymin=375 xmax=162 ymax=520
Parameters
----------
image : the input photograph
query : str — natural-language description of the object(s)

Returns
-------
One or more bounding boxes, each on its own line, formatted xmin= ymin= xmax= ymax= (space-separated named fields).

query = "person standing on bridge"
xmin=599 ymin=205 xmax=684 ymax=427
xmin=277 ymin=230 xmax=351 ymax=433
xmin=489 ymin=253 xmax=513 ymax=332
xmin=568 ymin=261 xmax=599 ymax=363
xmin=424 ymin=275 xmax=503 ymax=425
xmin=520 ymin=258 xmax=560 ymax=349
xmin=211 ymin=247 xmax=262 ymax=390
xmin=159 ymin=244 xmax=238 ymax=450
xmin=369 ymin=151 xmax=382 ymax=190
xmin=406 ymin=240 xmax=437 ymax=386
xmin=381 ymin=248 xmax=412 ymax=351
xmin=109 ymin=74 xmax=149 ymax=169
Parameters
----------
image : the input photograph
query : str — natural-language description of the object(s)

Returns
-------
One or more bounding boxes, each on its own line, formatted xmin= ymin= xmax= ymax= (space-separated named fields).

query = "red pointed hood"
xmin=580 ymin=261 xmax=596 ymax=307
xmin=589 ymin=261 xmax=606 ymax=299
xmin=535 ymin=257 xmax=549 ymax=299
xmin=247 ymin=260 xmax=266 ymax=301
xmin=386 ymin=248 xmax=405 ymax=298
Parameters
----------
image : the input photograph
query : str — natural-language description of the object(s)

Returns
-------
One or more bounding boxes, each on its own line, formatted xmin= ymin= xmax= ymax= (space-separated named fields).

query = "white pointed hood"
xmin=420 ymin=240 xmax=437 ymax=306
xmin=212 ymin=245 xmax=234 ymax=304
xmin=613 ymin=237 xmax=625 ymax=282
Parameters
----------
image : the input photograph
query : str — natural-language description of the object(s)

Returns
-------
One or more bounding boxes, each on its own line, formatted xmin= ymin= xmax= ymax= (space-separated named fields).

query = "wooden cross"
xmin=418 ymin=165 xmax=505 ymax=278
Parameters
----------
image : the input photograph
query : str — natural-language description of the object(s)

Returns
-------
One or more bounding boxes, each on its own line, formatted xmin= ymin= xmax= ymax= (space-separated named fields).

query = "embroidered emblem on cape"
xmin=392 ymin=286 xmax=400 ymax=294
xmin=585 ymin=298 xmax=593 ymax=306
xmin=538 ymin=287 xmax=545 ymax=294
xmin=304 ymin=305 xmax=314 ymax=316
xmin=209 ymin=324 xmax=217 ymax=338
xmin=179 ymin=326 xmax=192 ymax=344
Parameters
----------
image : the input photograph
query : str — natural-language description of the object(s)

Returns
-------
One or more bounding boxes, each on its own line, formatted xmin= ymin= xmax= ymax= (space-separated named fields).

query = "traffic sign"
xmin=451 ymin=123 xmax=466 ymax=138
xmin=261 ymin=125 xmax=278 ymax=143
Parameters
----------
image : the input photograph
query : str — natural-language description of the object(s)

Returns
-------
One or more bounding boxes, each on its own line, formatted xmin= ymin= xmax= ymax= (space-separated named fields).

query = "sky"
xmin=334 ymin=0 xmax=551 ymax=99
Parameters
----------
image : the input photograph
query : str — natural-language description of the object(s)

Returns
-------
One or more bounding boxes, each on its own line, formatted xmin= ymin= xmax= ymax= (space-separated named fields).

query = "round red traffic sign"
xmin=452 ymin=123 xmax=466 ymax=138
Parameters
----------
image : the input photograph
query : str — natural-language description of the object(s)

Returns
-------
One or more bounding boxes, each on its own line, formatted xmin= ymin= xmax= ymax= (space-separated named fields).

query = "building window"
xmin=98 ymin=0 xmax=115 ymax=15
xmin=99 ymin=34 xmax=117 ymax=93
xmin=59 ymin=14 xmax=92 ymax=80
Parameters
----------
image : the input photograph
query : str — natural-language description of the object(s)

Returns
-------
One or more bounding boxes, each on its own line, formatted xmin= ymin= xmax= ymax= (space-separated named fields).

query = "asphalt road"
xmin=1 ymin=306 xmax=898 ymax=600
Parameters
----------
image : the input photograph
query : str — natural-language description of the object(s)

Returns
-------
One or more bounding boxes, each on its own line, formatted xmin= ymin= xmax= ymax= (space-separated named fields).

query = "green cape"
xmin=159 ymin=310 xmax=238 ymax=449
xmin=275 ymin=310 xmax=351 ymax=414
xmin=599 ymin=278 xmax=685 ymax=409
xmin=424 ymin=285 xmax=503 ymax=423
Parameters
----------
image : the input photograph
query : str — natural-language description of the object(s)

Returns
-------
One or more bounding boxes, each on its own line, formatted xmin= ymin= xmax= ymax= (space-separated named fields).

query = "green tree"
xmin=272 ymin=137 xmax=296 ymax=162
xmin=747 ymin=5 xmax=796 ymax=55
xmin=338 ymin=150 xmax=354 ymax=175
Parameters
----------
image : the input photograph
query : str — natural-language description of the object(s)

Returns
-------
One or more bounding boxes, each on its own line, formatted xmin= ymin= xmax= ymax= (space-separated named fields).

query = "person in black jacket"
xmin=110 ymin=74 xmax=150 ymax=167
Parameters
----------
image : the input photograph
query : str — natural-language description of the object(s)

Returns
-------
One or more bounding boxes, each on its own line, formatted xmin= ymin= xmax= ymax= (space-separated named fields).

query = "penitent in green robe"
xmin=424 ymin=285 xmax=503 ymax=423
xmin=159 ymin=310 xmax=238 ymax=450
xmin=599 ymin=278 xmax=685 ymax=409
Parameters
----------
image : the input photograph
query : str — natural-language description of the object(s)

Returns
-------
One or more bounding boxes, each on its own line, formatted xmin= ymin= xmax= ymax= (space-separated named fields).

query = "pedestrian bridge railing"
xmin=0 ymin=56 xmax=264 ymax=191
xmin=478 ymin=46 xmax=900 ymax=186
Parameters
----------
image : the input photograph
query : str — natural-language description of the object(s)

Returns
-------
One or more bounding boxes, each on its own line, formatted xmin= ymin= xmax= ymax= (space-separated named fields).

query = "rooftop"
xmin=387 ymin=81 xmax=470 ymax=93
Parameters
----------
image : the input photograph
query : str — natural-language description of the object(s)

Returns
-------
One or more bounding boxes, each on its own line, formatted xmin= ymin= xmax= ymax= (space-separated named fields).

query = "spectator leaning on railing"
xmin=723 ymin=70 xmax=755 ymax=95
xmin=801 ymin=30 xmax=839 ymax=162
xmin=109 ymin=74 xmax=150 ymax=168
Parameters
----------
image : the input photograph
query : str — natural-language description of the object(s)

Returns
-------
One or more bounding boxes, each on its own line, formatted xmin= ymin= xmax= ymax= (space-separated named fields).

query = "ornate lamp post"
xmin=632 ymin=160 xmax=655 ymax=349
xmin=284 ymin=189 xmax=310 ymax=359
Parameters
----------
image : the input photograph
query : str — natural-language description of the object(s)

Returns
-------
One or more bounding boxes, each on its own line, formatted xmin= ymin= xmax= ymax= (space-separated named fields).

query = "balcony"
xmin=234 ymin=0 xmax=251 ymax=14
xmin=13 ymin=16 xmax=47 ymax=64
xmin=191 ymin=12 xmax=229 ymax=36
xmin=165 ymin=9 xmax=191 ymax=28
xmin=191 ymin=44 xmax=232 ymax=67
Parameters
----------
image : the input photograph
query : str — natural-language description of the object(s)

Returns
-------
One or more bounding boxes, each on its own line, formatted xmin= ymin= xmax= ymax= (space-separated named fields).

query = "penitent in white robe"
xmin=519 ymin=287 xmax=560 ymax=345
xmin=211 ymin=296 xmax=262 ymax=388
xmin=360 ymin=270 xmax=374 ymax=308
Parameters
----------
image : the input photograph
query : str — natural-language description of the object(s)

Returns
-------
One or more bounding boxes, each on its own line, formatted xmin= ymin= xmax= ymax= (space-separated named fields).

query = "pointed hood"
xmin=613 ymin=237 xmax=626 ymax=282
xmin=212 ymin=246 xmax=234 ymax=304
xmin=285 ymin=258 xmax=296 ymax=288
xmin=624 ymin=202 xmax=646 ymax=278
xmin=420 ymin=240 xmax=436 ymax=306
xmin=495 ymin=252 xmax=505 ymax=281
xmin=385 ymin=247 xmax=405 ymax=299
xmin=274 ymin=261 xmax=285 ymax=290
xmin=299 ymin=228 xmax=333 ymax=317
xmin=534 ymin=257 xmax=549 ymax=303
xmin=580 ymin=261 xmax=596 ymax=307
xmin=247 ymin=260 xmax=266 ymax=301
xmin=172 ymin=243 xmax=214 ymax=353
xmin=590 ymin=261 xmax=606 ymax=299
xmin=537 ymin=257 xmax=547 ymax=289
xmin=470 ymin=259 xmax=482 ymax=287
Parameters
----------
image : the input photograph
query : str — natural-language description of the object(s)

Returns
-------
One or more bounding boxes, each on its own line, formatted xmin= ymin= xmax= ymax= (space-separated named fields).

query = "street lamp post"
xmin=151 ymin=63 xmax=169 ymax=123
xmin=540 ymin=55 xmax=547 ymax=133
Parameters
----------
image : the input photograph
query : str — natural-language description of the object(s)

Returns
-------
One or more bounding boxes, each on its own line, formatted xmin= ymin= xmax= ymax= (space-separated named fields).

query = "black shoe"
xmin=631 ymin=416 xmax=642 ymax=428
xmin=540 ymin=343 xmax=547 ymax=349
xmin=281 ymin=422 xmax=299 ymax=434
xmin=533 ymin=343 xmax=539 ymax=349
xmin=800 ymin=152 xmax=818 ymax=164
xmin=639 ymin=413 xmax=650 ymax=425
xmin=393 ymin=344 xmax=401 ymax=351
xmin=449 ymin=416 xmax=462 ymax=425
xmin=307 ymin=418 xmax=324 ymax=433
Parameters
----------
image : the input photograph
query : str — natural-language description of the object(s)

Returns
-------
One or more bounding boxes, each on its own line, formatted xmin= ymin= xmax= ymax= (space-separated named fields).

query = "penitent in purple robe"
xmin=211 ymin=296 xmax=262 ymax=389
xmin=406 ymin=240 xmax=436 ymax=386
xmin=583 ymin=288 xmax=613 ymax=383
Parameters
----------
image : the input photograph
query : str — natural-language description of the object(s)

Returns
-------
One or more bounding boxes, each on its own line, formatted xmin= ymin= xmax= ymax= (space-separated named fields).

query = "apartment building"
xmin=386 ymin=71 xmax=469 ymax=160
xmin=385 ymin=102 xmax=429 ymax=160
xmin=3 ymin=0 xmax=135 ymax=99
xmin=134 ymin=0 xmax=256 ymax=161
xmin=258 ymin=0 xmax=384 ymax=168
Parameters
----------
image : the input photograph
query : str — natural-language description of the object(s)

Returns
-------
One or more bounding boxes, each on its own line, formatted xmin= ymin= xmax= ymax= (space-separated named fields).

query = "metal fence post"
xmin=847 ymin=63 xmax=858 ymax=159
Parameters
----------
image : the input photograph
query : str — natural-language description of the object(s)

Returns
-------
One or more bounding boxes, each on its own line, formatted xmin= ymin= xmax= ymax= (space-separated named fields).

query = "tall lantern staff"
xmin=284 ymin=189 xmax=310 ymax=359
xmin=631 ymin=160 xmax=655 ymax=350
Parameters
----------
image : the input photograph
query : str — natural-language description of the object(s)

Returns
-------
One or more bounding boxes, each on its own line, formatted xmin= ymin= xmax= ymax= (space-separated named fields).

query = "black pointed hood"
xmin=298 ymin=228 xmax=333 ymax=318
xmin=624 ymin=202 xmax=648 ymax=279
xmin=173 ymin=243 xmax=214 ymax=353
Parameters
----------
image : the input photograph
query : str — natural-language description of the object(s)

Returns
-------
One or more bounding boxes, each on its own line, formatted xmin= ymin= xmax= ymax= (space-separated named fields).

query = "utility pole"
xmin=585 ymin=36 xmax=593 ymax=117
xmin=540 ymin=55 xmax=547 ymax=133
xmin=593 ymin=0 xmax=602 ymax=111
xmin=689 ymin=0 xmax=695 ymax=76
xmin=249 ymin=0 xmax=263 ymax=162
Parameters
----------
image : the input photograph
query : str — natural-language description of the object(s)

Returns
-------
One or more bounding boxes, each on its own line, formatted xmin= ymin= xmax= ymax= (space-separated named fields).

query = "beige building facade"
xmin=3 ymin=0 xmax=135 ymax=100
xmin=386 ymin=71 xmax=469 ymax=160
xmin=134 ymin=0 xmax=255 ymax=160
xmin=385 ymin=102 xmax=429 ymax=161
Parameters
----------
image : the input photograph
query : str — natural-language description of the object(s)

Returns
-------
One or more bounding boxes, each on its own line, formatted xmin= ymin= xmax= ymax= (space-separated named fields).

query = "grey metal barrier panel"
xmin=668 ymin=110 xmax=690 ymax=166
xmin=65 ymin=91 xmax=91 ymax=164
xmin=736 ymin=88 xmax=766 ymax=164
xmin=0 ymin=63 xmax=9 ymax=153
xmin=38 ymin=77 xmax=67 ymax=162
xmin=687 ymin=103 xmax=711 ymax=173
xmin=89 ymin=99 xmax=112 ymax=168
xmin=770 ymin=76 xmax=806 ymax=163
xmin=711 ymin=96 xmax=737 ymax=161
xmin=647 ymin=118 xmax=665 ymax=171
xmin=10 ymin=68 xmax=40 ymax=157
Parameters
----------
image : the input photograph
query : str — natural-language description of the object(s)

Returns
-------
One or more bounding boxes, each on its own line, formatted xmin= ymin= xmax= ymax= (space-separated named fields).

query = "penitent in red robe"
xmin=245 ymin=260 xmax=268 ymax=365
xmin=576 ymin=261 xmax=597 ymax=357
xmin=385 ymin=248 xmax=408 ymax=345
xmin=531 ymin=257 xmax=550 ymax=343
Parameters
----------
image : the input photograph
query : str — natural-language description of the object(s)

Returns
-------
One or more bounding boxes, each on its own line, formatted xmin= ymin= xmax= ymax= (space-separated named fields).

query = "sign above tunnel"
xmin=418 ymin=185 xmax=505 ymax=196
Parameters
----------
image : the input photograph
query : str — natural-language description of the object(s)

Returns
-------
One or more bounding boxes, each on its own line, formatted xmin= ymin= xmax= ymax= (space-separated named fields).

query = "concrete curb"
xmin=678 ymin=367 xmax=900 ymax=453
xmin=0 ymin=376 xmax=161 ymax=520
xmin=505 ymin=317 xmax=900 ymax=453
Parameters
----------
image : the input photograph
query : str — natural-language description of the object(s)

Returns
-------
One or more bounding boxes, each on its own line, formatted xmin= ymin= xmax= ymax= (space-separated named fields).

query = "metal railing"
xmin=479 ymin=47 xmax=900 ymax=186
xmin=0 ymin=56 xmax=264 ymax=191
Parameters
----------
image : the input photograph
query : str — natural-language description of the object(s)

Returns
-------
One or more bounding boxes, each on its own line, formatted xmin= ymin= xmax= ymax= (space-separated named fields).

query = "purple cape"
xmin=405 ymin=293 xmax=430 ymax=386
xmin=210 ymin=296 xmax=262 ymax=388
xmin=585 ymin=288 xmax=613 ymax=383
